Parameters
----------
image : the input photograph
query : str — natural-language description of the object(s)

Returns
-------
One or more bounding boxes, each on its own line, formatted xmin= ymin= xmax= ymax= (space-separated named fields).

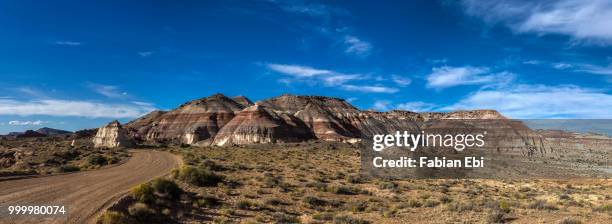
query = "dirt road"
xmin=0 ymin=150 xmax=180 ymax=224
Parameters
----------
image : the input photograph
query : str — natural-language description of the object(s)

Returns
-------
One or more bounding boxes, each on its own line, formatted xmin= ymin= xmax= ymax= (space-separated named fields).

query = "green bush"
xmin=303 ymin=196 xmax=328 ymax=207
xmin=174 ymin=166 xmax=223 ymax=187
xmin=151 ymin=178 xmax=182 ymax=199
xmin=128 ymin=203 xmax=154 ymax=222
xmin=195 ymin=196 xmax=221 ymax=208
xmin=58 ymin=165 xmax=80 ymax=172
xmin=131 ymin=183 xmax=155 ymax=204
xmin=87 ymin=154 xmax=108 ymax=166
xmin=528 ymin=200 xmax=558 ymax=210
xmin=98 ymin=211 xmax=129 ymax=224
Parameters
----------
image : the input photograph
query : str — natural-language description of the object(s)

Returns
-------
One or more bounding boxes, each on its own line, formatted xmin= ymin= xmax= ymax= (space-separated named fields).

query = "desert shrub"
xmin=593 ymin=203 xmax=612 ymax=212
xmin=87 ymin=154 xmax=108 ymax=166
xmin=528 ymin=200 xmax=558 ymax=210
xmin=446 ymin=202 xmax=474 ymax=212
xmin=131 ymin=183 xmax=155 ymax=204
xmin=406 ymin=199 xmax=422 ymax=208
xmin=559 ymin=218 xmax=582 ymax=224
xmin=58 ymin=165 xmax=80 ymax=172
xmin=272 ymin=213 xmax=300 ymax=223
xmin=346 ymin=175 xmax=363 ymax=184
xmin=345 ymin=200 xmax=367 ymax=212
xmin=265 ymin=198 xmax=287 ymax=206
xmin=128 ymin=203 xmax=155 ymax=222
xmin=378 ymin=181 xmax=398 ymax=191
xmin=196 ymin=195 xmax=221 ymax=208
xmin=200 ymin=159 xmax=225 ymax=171
xmin=487 ymin=209 xmax=506 ymax=223
xmin=236 ymin=200 xmax=262 ymax=211
xmin=98 ymin=211 xmax=129 ymax=224
xmin=333 ymin=215 xmax=370 ymax=224
xmin=439 ymin=195 xmax=452 ymax=204
xmin=151 ymin=178 xmax=182 ymax=199
xmin=330 ymin=185 xmax=359 ymax=195
xmin=313 ymin=212 xmax=335 ymax=221
xmin=174 ymin=166 xmax=223 ymax=187
xmin=303 ymin=196 xmax=328 ymax=207
xmin=424 ymin=199 xmax=440 ymax=207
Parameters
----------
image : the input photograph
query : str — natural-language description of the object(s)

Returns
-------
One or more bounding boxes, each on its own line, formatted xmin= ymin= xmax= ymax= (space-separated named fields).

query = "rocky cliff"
xmin=93 ymin=121 xmax=134 ymax=148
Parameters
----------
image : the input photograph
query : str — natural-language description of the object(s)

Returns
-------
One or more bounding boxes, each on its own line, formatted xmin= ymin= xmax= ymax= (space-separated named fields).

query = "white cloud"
xmin=575 ymin=63 xmax=612 ymax=75
xmin=55 ymin=41 xmax=82 ymax=46
xmin=87 ymin=83 xmax=127 ymax=98
xmin=461 ymin=0 xmax=612 ymax=44
xmin=267 ymin=64 xmax=335 ymax=78
xmin=341 ymin=85 xmax=399 ymax=93
xmin=343 ymin=35 xmax=372 ymax=56
xmin=553 ymin=63 xmax=573 ymax=70
xmin=267 ymin=63 xmax=398 ymax=93
xmin=427 ymin=58 xmax=448 ymax=64
xmin=391 ymin=75 xmax=412 ymax=87
xmin=372 ymin=100 xmax=391 ymax=111
xmin=426 ymin=66 xmax=513 ymax=89
xmin=396 ymin=101 xmax=437 ymax=112
xmin=523 ymin=60 xmax=542 ymax=65
xmin=8 ymin=120 xmax=46 ymax=126
xmin=443 ymin=84 xmax=612 ymax=118
xmin=0 ymin=99 xmax=155 ymax=118
xmin=138 ymin=51 xmax=154 ymax=57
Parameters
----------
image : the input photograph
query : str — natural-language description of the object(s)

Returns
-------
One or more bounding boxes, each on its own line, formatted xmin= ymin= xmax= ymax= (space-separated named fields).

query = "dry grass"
xmin=145 ymin=142 xmax=612 ymax=223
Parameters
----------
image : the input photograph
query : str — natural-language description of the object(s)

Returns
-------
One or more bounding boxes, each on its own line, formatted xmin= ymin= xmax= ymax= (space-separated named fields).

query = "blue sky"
xmin=1 ymin=0 xmax=612 ymax=133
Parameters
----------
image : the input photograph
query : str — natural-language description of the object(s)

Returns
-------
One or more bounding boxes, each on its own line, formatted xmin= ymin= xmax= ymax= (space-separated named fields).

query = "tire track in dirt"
xmin=0 ymin=150 xmax=180 ymax=224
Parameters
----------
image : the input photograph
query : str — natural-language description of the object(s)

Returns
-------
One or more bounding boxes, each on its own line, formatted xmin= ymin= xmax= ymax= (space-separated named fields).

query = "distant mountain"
xmin=106 ymin=93 xmax=545 ymax=153
xmin=36 ymin=127 xmax=72 ymax=136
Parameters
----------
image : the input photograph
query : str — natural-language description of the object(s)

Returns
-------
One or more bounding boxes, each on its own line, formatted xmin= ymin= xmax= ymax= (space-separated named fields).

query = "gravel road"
xmin=0 ymin=150 xmax=180 ymax=224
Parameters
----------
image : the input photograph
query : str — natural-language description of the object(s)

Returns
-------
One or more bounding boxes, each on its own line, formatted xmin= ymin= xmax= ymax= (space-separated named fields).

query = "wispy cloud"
xmin=138 ymin=51 xmax=154 ymax=57
xmin=266 ymin=63 xmax=398 ymax=93
xmin=575 ymin=63 xmax=612 ymax=75
xmin=553 ymin=62 xmax=573 ymax=70
xmin=341 ymin=85 xmax=398 ymax=93
xmin=8 ymin=120 xmax=46 ymax=126
xmin=396 ymin=101 xmax=437 ymax=112
xmin=427 ymin=58 xmax=448 ymax=64
xmin=444 ymin=84 xmax=612 ymax=118
xmin=372 ymin=100 xmax=391 ymax=111
xmin=461 ymin=0 xmax=612 ymax=45
xmin=391 ymin=75 xmax=412 ymax=87
xmin=54 ymin=41 xmax=82 ymax=46
xmin=0 ymin=98 xmax=156 ymax=118
xmin=372 ymin=100 xmax=437 ymax=112
xmin=426 ymin=66 xmax=514 ymax=89
xmin=87 ymin=83 xmax=127 ymax=98
xmin=343 ymin=35 xmax=372 ymax=56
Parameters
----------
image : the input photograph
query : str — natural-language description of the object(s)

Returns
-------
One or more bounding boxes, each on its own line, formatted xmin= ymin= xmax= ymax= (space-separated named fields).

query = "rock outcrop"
xmin=93 ymin=121 xmax=134 ymax=148
xmin=212 ymin=105 xmax=314 ymax=146
xmin=232 ymin=96 xmax=254 ymax=108
xmin=127 ymin=94 xmax=245 ymax=144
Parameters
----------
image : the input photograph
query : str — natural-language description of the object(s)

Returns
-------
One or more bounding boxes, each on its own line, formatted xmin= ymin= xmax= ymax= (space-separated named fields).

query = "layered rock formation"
xmin=126 ymin=94 xmax=245 ymax=144
xmin=116 ymin=93 xmax=546 ymax=152
xmin=93 ymin=121 xmax=134 ymax=148
xmin=212 ymin=105 xmax=314 ymax=146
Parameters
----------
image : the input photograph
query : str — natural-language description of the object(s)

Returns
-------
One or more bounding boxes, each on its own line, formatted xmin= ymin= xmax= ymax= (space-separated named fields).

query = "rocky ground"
xmin=100 ymin=142 xmax=611 ymax=224
xmin=0 ymin=136 xmax=129 ymax=177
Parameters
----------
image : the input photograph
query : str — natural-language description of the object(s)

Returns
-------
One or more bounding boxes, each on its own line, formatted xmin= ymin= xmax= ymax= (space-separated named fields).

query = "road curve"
xmin=0 ymin=150 xmax=180 ymax=224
